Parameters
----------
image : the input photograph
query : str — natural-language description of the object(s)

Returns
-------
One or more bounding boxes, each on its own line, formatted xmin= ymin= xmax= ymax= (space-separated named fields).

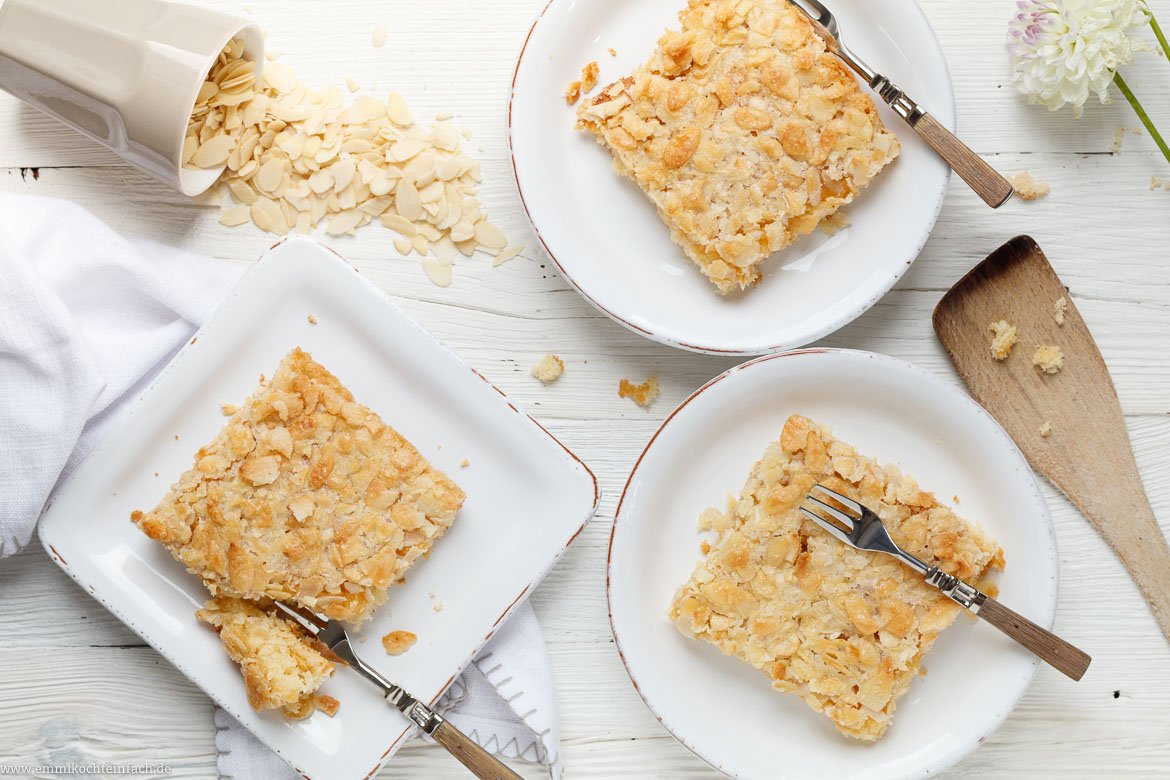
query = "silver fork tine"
xmin=273 ymin=601 xmax=324 ymax=636
xmin=810 ymin=483 xmax=864 ymax=514
xmin=804 ymin=494 xmax=858 ymax=529
xmin=799 ymin=507 xmax=856 ymax=546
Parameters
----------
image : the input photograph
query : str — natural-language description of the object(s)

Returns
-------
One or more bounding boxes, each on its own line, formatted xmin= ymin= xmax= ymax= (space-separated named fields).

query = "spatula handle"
xmin=976 ymin=596 xmax=1091 ymax=681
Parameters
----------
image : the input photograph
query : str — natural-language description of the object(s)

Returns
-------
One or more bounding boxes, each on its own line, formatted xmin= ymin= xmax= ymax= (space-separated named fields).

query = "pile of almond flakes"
xmin=184 ymin=38 xmax=522 ymax=286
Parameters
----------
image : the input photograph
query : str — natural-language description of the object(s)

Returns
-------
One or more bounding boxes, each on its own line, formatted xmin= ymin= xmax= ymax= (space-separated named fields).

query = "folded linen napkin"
xmin=0 ymin=194 xmax=560 ymax=778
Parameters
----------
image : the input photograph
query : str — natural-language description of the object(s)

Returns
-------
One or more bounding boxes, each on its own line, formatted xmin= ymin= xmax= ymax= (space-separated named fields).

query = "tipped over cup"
xmin=0 ymin=0 xmax=263 ymax=196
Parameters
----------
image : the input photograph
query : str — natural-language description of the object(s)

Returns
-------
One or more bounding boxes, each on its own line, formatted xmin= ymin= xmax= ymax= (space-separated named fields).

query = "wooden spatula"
xmin=933 ymin=235 xmax=1170 ymax=644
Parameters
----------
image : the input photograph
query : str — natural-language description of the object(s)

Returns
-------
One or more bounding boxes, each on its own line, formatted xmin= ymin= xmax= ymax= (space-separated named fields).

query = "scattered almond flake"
xmin=346 ymin=77 xmax=360 ymax=92
xmin=186 ymin=37 xmax=511 ymax=284
xmin=1032 ymin=345 xmax=1065 ymax=374
xmin=988 ymin=320 xmax=1018 ymax=360
xmin=818 ymin=211 xmax=850 ymax=236
xmin=581 ymin=61 xmax=600 ymax=94
xmin=1054 ymin=296 xmax=1068 ymax=326
xmin=1152 ymin=176 xmax=1169 ymax=190
xmin=1112 ymin=127 xmax=1126 ymax=154
xmin=372 ymin=24 xmax=388 ymax=48
xmin=607 ymin=47 xmax=618 ymax=56
xmin=619 ymin=376 xmax=660 ymax=408
xmin=433 ymin=602 xmax=445 ymax=612
xmin=313 ymin=695 xmax=340 ymax=717
xmin=381 ymin=630 xmax=417 ymax=655
xmin=1010 ymin=171 xmax=1049 ymax=201
xmin=307 ymin=313 xmax=318 ymax=325
xmin=266 ymin=49 xmax=283 ymax=61
xmin=435 ymin=112 xmax=455 ymax=121
xmin=493 ymin=244 xmax=524 ymax=267
xmin=532 ymin=354 xmax=565 ymax=384
xmin=422 ymin=256 xmax=453 ymax=287
xmin=218 ymin=203 xmax=250 ymax=227
xmin=1039 ymin=420 xmax=1053 ymax=437
xmin=565 ymin=81 xmax=582 ymax=105
xmin=220 ymin=403 xmax=238 ymax=416
xmin=460 ymin=458 xmax=470 ymax=468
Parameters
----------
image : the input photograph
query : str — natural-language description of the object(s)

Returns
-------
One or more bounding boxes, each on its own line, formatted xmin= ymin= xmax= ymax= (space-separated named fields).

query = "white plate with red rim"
xmin=509 ymin=0 xmax=953 ymax=355
xmin=38 ymin=237 xmax=599 ymax=780
xmin=608 ymin=349 xmax=1059 ymax=779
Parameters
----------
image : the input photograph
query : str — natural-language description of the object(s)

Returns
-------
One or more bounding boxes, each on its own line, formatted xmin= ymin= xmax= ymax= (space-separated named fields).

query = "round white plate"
xmin=510 ymin=0 xmax=953 ymax=355
xmin=609 ymin=349 xmax=1058 ymax=779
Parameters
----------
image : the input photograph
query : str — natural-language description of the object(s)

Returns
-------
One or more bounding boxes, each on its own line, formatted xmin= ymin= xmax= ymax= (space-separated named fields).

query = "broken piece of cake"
xmin=134 ymin=348 xmax=465 ymax=715
xmin=576 ymin=0 xmax=899 ymax=293
xmin=669 ymin=415 xmax=1003 ymax=741
xmin=197 ymin=596 xmax=334 ymax=715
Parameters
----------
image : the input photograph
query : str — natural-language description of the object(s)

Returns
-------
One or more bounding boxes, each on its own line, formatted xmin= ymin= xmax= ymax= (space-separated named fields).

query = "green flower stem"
xmin=1113 ymin=72 xmax=1170 ymax=167
xmin=1149 ymin=8 xmax=1170 ymax=63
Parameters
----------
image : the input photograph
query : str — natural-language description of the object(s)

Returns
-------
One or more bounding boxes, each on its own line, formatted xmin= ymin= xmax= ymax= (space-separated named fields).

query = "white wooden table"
xmin=2 ymin=1 xmax=1169 ymax=777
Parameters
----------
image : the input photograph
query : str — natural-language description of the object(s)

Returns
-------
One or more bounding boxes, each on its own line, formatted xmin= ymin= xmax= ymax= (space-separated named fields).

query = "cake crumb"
xmin=607 ymin=47 xmax=618 ymax=56
xmin=1152 ymin=176 xmax=1169 ymax=190
xmin=221 ymin=403 xmax=238 ymax=416
xmin=565 ymin=81 xmax=582 ymax=105
xmin=460 ymin=458 xmax=470 ymax=468
xmin=819 ymin=211 xmax=850 ymax=236
xmin=1054 ymin=296 xmax=1068 ymax=326
xmin=433 ymin=601 xmax=445 ymax=612
xmin=1112 ymin=127 xmax=1126 ymax=154
xmin=580 ymin=61 xmax=600 ymax=93
xmin=313 ymin=694 xmax=340 ymax=717
xmin=619 ymin=376 xmax=660 ymax=407
xmin=381 ymin=630 xmax=417 ymax=656
xmin=988 ymin=320 xmax=1018 ymax=360
xmin=700 ymin=540 xmax=711 ymax=555
xmin=1032 ymin=345 xmax=1065 ymax=374
xmin=307 ymin=313 xmax=318 ymax=325
xmin=1039 ymin=420 xmax=1053 ymax=437
xmin=532 ymin=353 xmax=565 ymax=384
xmin=1010 ymin=171 xmax=1049 ymax=200
xmin=174 ymin=434 xmax=180 ymax=441
xmin=953 ymin=495 xmax=960 ymax=504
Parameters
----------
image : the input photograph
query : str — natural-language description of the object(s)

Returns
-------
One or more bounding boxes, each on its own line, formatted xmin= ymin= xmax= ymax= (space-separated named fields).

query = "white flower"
xmin=1007 ymin=0 xmax=1150 ymax=117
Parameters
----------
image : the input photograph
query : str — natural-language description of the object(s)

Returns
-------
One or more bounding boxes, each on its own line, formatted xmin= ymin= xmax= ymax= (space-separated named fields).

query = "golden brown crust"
xmin=669 ymin=415 xmax=1003 ymax=741
xmin=576 ymin=0 xmax=899 ymax=293
xmin=197 ymin=596 xmax=334 ymax=712
xmin=134 ymin=348 xmax=465 ymax=624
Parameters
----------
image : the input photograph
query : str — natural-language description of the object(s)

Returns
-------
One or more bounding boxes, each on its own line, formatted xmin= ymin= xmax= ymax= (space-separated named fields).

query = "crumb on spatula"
xmin=988 ymin=320 xmax=1018 ymax=360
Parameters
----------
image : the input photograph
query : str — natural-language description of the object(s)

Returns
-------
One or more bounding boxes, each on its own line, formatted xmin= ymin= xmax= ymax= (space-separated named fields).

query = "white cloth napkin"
xmin=0 ymin=194 xmax=561 ymax=778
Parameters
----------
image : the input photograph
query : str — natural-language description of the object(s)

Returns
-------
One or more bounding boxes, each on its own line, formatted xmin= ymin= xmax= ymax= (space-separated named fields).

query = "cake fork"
xmin=273 ymin=601 xmax=522 ymax=780
xmin=785 ymin=0 xmax=1014 ymax=209
xmin=800 ymin=484 xmax=1091 ymax=680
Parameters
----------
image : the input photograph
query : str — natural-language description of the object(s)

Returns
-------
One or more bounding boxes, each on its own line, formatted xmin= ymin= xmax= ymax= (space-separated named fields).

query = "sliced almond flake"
xmin=455 ymin=238 xmax=477 ymax=257
xmin=256 ymin=157 xmax=285 ymax=192
xmin=192 ymin=186 xmax=223 ymax=206
xmin=449 ymin=218 xmax=475 ymax=243
xmin=308 ymin=170 xmax=334 ymax=194
xmin=421 ymin=256 xmax=453 ymax=287
xmin=249 ymin=200 xmax=275 ymax=233
xmin=493 ymin=244 xmax=524 ymax=267
xmin=432 ymin=123 xmax=460 ymax=152
xmin=386 ymin=93 xmax=413 ymax=126
xmin=182 ymin=135 xmax=199 ymax=165
xmin=369 ymin=174 xmax=394 ymax=196
xmin=392 ymin=235 xmax=413 ymax=255
xmin=380 ymin=213 xmax=416 ymax=237
xmin=295 ymin=211 xmax=312 ymax=234
xmin=432 ymin=237 xmax=458 ymax=263
xmin=387 ymin=139 xmax=426 ymax=163
xmin=396 ymin=179 xmax=423 ymax=221
xmin=262 ymin=61 xmax=298 ymax=93
xmin=412 ymin=234 xmax=430 ymax=255
xmin=346 ymin=78 xmax=360 ymax=92
xmin=266 ymin=49 xmax=283 ymax=61
xmin=372 ymin=24 xmax=388 ymax=48
xmin=219 ymin=203 xmax=250 ymax=226
xmin=326 ymin=209 xmax=362 ymax=235
xmin=474 ymin=221 xmax=508 ymax=250
xmin=191 ymin=134 xmax=233 ymax=168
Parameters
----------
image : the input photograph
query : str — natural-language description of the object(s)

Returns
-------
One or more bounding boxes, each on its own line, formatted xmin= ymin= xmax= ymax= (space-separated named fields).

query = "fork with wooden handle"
xmin=273 ymin=602 xmax=522 ymax=780
xmin=786 ymin=0 xmax=1014 ymax=208
xmin=801 ymin=484 xmax=1091 ymax=680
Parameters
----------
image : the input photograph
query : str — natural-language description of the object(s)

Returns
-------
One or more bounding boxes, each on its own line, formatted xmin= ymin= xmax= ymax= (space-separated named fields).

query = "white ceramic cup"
xmin=0 ymin=0 xmax=263 ymax=195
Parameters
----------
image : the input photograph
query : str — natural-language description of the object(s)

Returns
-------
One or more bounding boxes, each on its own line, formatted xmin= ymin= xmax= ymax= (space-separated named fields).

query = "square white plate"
xmin=39 ymin=237 xmax=599 ymax=780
